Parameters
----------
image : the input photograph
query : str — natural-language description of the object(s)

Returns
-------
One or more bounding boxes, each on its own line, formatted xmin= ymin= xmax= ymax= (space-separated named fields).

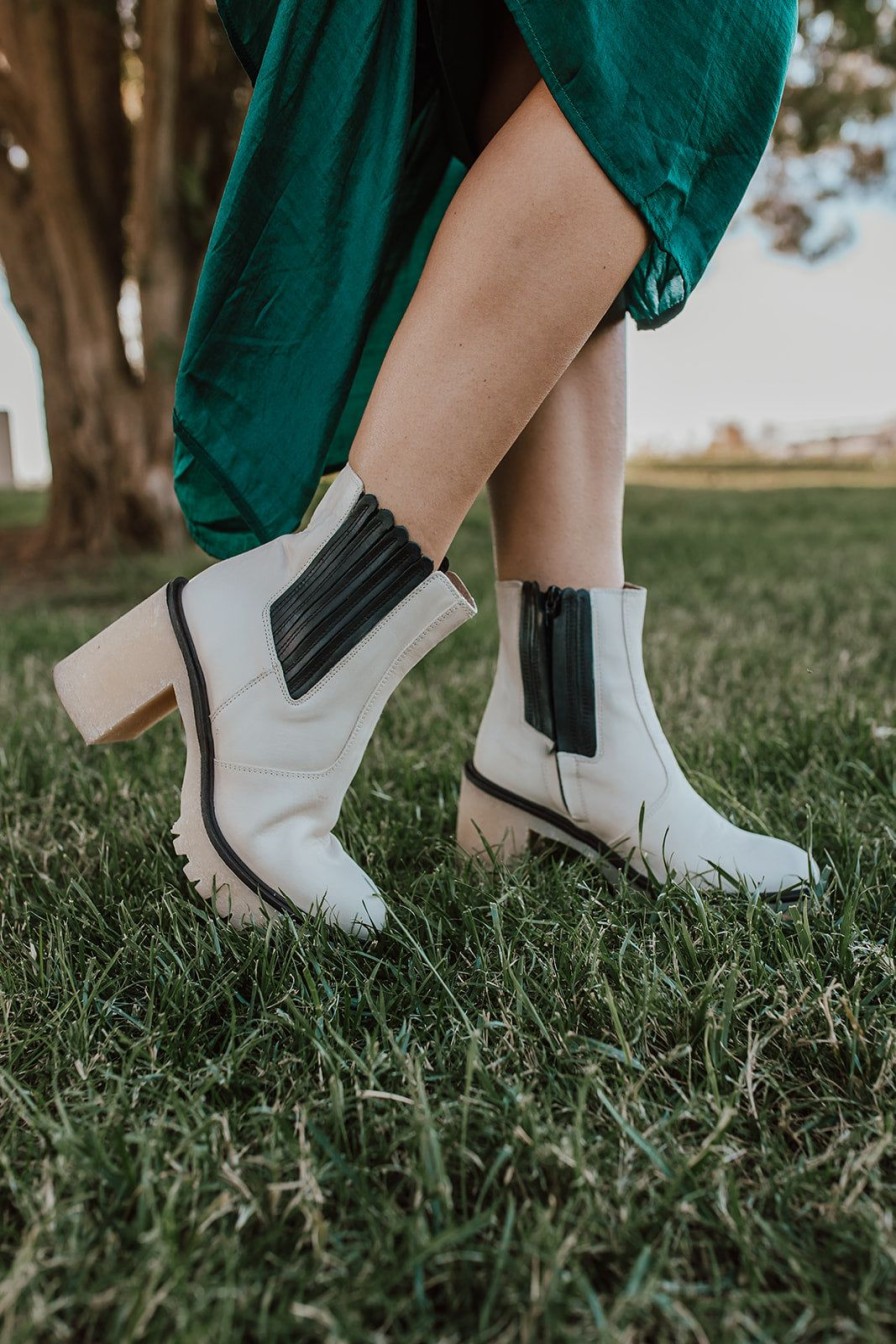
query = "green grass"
xmin=1 ymin=487 xmax=895 ymax=1343
xmin=0 ymin=486 xmax=47 ymax=530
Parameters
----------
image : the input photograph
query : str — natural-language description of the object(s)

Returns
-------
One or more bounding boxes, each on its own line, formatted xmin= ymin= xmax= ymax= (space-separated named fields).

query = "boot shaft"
xmin=482 ymin=579 xmax=656 ymax=752
xmin=475 ymin=580 xmax=671 ymax=833
xmin=182 ymin=466 xmax=476 ymax=776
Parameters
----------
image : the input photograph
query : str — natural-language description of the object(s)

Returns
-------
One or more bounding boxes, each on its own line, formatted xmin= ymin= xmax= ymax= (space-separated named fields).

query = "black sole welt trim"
xmin=464 ymin=758 xmax=646 ymax=890
xmin=166 ymin=578 xmax=294 ymax=919
xmin=462 ymin=760 xmax=806 ymax=906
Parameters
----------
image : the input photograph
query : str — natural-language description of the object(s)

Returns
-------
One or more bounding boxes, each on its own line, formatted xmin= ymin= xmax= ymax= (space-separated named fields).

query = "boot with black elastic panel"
xmin=458 ymin=580 xmax=818 ymax=903
xmin=54 ymin=465 xmax=477 ymax=936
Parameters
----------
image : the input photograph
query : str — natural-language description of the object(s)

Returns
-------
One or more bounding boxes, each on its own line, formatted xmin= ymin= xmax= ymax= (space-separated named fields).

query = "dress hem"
xmin=173 ymin=408 xmax=271 ymax=558
xmin=501 ymin=0 xmax=692 ymax=330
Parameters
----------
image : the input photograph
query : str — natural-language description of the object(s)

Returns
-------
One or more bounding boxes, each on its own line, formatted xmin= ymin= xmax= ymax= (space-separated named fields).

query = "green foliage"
xmin=821 ymin=0 xmax=894 ymax=55
xmin=784 ymin=1 xmax=896 ymax=152
xmin=757 ymin=3 xmax=896 ymax=252
xmin=1 ymin=488 xmax=895 ymax=1342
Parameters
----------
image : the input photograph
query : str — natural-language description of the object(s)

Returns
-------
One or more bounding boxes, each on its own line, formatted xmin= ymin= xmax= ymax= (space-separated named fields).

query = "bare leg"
xmin=348 ymin=72 xmax=648 ymax=566
xmin=487 ymin=320 xmax=626 ymax=589
xmin=450 ymin=10 xmax=819 ymax=901
xmin=478 ymin=3 xmax=628 ymax=589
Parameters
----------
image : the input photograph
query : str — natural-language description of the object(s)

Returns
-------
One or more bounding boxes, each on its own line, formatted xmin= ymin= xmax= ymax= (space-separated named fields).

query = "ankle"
xmin=347 ymin=453 xmax=459 ymax=569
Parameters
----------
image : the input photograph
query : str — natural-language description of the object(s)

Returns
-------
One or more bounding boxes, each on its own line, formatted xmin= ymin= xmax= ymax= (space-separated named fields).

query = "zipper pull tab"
xmin=544 ymin=585 xmax=563 ymax=627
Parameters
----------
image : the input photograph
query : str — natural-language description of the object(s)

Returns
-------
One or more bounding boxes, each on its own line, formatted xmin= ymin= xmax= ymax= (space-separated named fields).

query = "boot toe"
xmin=765 ymin=839 xmax=820 ymax=897
xmin=318 ymin=881 xmax=388 ymax=939
xmin=262 ymin=834 xmax=388 ymax=937
xmin=723 ymin=832 xmax=819 ymax=899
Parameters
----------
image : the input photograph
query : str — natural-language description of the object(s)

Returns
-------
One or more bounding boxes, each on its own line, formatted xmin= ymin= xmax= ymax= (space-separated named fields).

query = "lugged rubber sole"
xmin=53 ymin=582 xmax=274 ymax=927
xmin=456 ymin=759 xmax=807 ymax=908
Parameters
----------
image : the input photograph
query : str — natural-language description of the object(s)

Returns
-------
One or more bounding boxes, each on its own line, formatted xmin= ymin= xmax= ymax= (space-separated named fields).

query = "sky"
xmin=1 ymin=204 xmax=895 ymax=485
xmin=626 ymin=205 xmax=896 ymax=455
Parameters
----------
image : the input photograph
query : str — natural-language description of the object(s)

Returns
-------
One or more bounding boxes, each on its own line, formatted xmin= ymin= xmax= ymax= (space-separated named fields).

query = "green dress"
xmin=173 ymin=0 xmax=797 ymax=558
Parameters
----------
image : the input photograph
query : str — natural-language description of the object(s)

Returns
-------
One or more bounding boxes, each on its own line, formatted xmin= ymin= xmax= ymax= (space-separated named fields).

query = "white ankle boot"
xmin=457 ymin=581 xmax=818 ymax=902
xmin=54 ymin=466 xmax=476 ymax=936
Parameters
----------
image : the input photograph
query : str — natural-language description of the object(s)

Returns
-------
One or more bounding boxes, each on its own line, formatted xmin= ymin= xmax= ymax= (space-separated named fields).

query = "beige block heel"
xmin=53 ymin=584 xmax=270 ymax=927
xmin=53 ymin=586 xmax=180 ymax=744
xmin=456 ymin=765 xmax=533 ymax=867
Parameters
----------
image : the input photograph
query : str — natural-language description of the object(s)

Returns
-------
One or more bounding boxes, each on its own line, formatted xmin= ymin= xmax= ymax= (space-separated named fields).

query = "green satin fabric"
xmin=173 ymin=0 xmax=797 ymax=558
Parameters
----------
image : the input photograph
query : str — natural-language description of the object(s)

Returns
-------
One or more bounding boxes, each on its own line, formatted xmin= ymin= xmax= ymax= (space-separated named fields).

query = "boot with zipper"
xmin=457 ymin=580 xmax=818 ymax=902
xmin=54 ymin=465 xmax=476 ymax=936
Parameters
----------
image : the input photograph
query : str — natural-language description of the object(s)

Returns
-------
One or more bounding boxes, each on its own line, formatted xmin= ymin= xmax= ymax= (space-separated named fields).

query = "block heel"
xmin=53 ymin=585 xmax=181 ymax=744
xmin=456 ymin=761 xmax=533 ymax=866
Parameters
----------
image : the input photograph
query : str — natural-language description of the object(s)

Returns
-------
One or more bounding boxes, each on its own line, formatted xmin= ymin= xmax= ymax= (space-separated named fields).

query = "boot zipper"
xmin=548 ymin=585 xmax=597 ymax=759
xmin=543 ymin=586 xmax=563 ymax=753
xmin=544 ymin=585 xmax=563 ymax=627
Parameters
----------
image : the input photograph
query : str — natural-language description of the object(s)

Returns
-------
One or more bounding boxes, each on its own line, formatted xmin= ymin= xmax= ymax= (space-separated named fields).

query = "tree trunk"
xmin=0 ymin=0 xmax=161 ymax=551
xmin=133 ymin=0 xmax=248 ymax=541
xmin=0 ymin=0 xmax=247 ymax=555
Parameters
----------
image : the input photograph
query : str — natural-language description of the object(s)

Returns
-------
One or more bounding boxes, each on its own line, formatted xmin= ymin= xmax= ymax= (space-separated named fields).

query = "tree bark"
xmin=131 ymin=0 xmax=190 ymax=546
xmin=0 ymin=0 xmax=247 ymax=555
xmin=0 ymin=160 xmax=107 ymax=552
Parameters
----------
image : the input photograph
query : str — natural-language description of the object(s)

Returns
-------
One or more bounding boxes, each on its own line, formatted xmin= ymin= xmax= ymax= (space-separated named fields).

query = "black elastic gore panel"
xmin=270 ymin=493 xmax=434 ymax=699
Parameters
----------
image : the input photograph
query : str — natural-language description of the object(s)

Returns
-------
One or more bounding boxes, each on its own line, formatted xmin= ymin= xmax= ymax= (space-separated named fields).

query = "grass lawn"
xmin=0 ymin=487 xmax=48 ymax=531
xmin=1 ymin=486 xmax=895 ymax=1343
